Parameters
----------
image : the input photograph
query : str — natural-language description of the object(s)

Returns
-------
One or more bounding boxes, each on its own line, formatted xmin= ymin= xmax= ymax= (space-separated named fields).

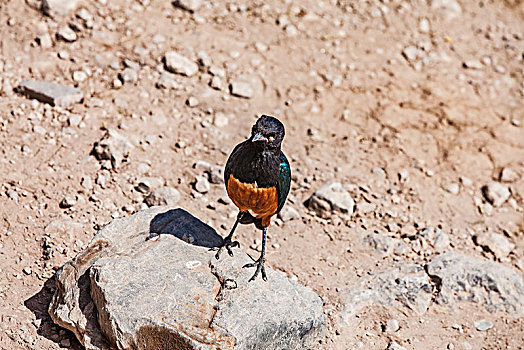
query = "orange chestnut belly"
xmin=227 ymin=174 xmax=278 ymax=227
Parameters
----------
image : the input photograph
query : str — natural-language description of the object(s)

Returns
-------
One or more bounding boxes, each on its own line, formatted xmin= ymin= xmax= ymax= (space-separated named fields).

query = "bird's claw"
xmin=213 ymin=237 xmax=240 ymax=259
xmin=243 ymin=257 xmax=267 ymax=282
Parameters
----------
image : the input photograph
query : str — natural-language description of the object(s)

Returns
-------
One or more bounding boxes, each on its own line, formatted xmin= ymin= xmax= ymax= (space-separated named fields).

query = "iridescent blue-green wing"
xmin=277 ymin=152 xmax=291 ymax=214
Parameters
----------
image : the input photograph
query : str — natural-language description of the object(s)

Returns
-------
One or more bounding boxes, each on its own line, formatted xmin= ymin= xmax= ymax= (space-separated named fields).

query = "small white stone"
xmin=72 ymin=70 xmax=87 ymax=82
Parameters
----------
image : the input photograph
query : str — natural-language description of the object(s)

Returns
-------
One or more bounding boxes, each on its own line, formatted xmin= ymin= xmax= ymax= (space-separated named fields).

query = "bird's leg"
xmin=243 ymin=226 xmax=268 ymax=282
xmin=214 ymin=211 xmax=244 ymax=259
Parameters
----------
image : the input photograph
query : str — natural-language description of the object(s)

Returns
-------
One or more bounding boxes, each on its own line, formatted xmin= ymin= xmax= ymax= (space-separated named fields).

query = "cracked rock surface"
xmin=49 ymin=207 xmax=326 ymax=350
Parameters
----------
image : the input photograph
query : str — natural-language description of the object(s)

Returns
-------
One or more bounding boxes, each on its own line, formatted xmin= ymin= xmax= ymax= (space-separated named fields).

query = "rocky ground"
xmin=0 ymin=0 xmax=523 ymax=349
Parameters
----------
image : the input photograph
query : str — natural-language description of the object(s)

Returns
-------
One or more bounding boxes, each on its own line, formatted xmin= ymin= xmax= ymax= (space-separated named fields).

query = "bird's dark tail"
xmin=240 ymin=212 xmax=264 ymax=230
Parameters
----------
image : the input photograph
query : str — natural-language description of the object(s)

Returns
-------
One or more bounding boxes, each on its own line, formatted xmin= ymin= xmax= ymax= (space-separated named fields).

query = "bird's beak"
xmin=252 ymin=132 xmax=268 ymax=142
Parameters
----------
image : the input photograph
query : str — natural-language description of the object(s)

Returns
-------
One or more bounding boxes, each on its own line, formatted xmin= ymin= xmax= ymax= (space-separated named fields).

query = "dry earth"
xmin=0 ymin=0 xmax=523 ymax=349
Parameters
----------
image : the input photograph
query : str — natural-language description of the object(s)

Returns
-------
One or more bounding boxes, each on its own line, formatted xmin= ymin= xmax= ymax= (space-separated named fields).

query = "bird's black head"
xmin=250 ymin=115 xmax=285 ymax=149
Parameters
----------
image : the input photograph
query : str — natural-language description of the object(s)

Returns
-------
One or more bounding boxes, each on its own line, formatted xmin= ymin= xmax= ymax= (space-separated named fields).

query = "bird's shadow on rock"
xmin=24 ymin=277 xmax=82 ymax=349
xmin=147 ymin=208 xmax=224 ymax=248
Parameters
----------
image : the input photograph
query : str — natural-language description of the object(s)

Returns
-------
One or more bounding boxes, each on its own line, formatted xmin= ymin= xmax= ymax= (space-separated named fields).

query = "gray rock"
xmin=229 ymin=80 xmax=254 ymax=99
xmin=307 ymin=181 xmax=354 ymax=217
xmin=92 ymin=129 xmax=134 ymax=170
xmin=474 ymin=319 xmax=493 ymax=331
xmin=364 ymin=233 xmax=410 ymax=257
xmin=18 ymin=80 xmax=83 ymax=107
xmin=426 ymin=251 xmax=524 ymax=314
xmin=482 ymin=182 xmax=510 ymax=207
xmin=41 ymin=0 xmax=81 ymax=17
xmin=144 ymin=187 xmax=180 ymax=207
xmin=119 ymin=68 xmax=138 ymax=84
xmin=278 ymin=206 xmax=300 ymax=222
xmin=49 ymin=207 xmax=326 ymax=350
xmin=164 ymin=51 xmax=198 ymax=77
xmin=194 ymin=175 xmax=210 ymax=193
xmin=173 ymin=0 xmax=202 ymax=12
xmin=341 ymin=264 xmax=433 ymax=321
xmin=474 ymin=231 xmax=515 ymax=258
xmin=56 ymin=26 xmax=77 ymax=42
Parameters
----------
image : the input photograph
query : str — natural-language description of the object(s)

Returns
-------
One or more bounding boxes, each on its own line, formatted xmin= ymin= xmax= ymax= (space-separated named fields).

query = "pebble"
xmin=419 ymin=18 xmax=430 ymax=33
xmin=499 ymin=167 xmax=519 ymax=182
xmin=460 ymin=176 xmax=473 ymax=187
xmin=197 ymin=51 xmax=212 ymax=67
xmin=209 ymin=66 xmax=226 ymax=77
xmin=119 ymin=68 xmax=138 ymax=84
xmin=173 ymin=0 xmax=201 ymax=12
xmin=6 ymin=189 xmax=18 ymax=201
xmin=386 ymin=341 xmax=407 ymax=350
xmin=72 ymin=70 xmax=87 ymax=82
xmin=80 ymin=176 xmax=93 ymax=190
xmin=402 ymin=46 xmax=420 ymax=62
xmin=213 ymin=112 xmax=228 ymax=127
xmin=68 ymin=114 xmax=82 ymax=127
xmin=385 ymin=319 xmax=400 ymax=333
xmin=482 ymin=183 xmax=510 ymax=207
xmin=23 ymin=267 xmax=32 ymax=275
xmin=60 ymin=339 xmax=71 ymax=347
xmin=307 ymin=181 xmax=355 ymax=217
xmin=38 ymin=33 xmax=53 ymax=48
xmin=96 ymin=174 xmax=106 ymax=188
xmin=431 ymin=0 xmax=462 ymax=20
xmin=194 ymin=176 xmax=210 ymax=193
xmin=164 ymin=51 xmax=198 ymax=77
xmin=186 ymin=96 xmax=199 ymax=107
xmin=56 ymin=26 xmax=77 ymax=42
xmin=209 ymin=76 xmax=224 ymax=90
xmin=144 ymin=187 xmax=180 ymax=207
xmin=278 ymin=206 xmax=300 ymax=222
xmin=206 ymin=166 xmax=224 ymax=184
xmin=474 ymin=231 xmax=515 ymax=258
xmin=443 ymin=183 xmax=459 ymax=195
xmin=229 ymin=80 xmax=254 ymax=98
xmin=156 ymin=72 xmax=181 ymax=90
xmin=18 ymin=80 xmax=83 ymax=107
xmin=474 ymin=319 xmax=493 ymax=331
xmin=60 ymin=196 xmax=77 ymax=208
xmin=463 ymin=60 xmax=483 ymax=69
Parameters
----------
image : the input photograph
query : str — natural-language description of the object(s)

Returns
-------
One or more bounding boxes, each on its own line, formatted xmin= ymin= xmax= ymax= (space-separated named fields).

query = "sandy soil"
xmin=0 ymin=0 xmax=523 ymax=349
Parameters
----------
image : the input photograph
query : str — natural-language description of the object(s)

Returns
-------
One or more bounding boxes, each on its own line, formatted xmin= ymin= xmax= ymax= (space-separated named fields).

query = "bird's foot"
xmin=213 ymin=236 xmax=240 ymax=259
xmin=243 ymin=257 xmax=267 ymax=282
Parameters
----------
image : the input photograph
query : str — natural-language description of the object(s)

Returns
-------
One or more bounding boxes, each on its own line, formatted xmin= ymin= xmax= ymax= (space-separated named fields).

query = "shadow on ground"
xmin=24 ymin=277 xmax=82 ymax=349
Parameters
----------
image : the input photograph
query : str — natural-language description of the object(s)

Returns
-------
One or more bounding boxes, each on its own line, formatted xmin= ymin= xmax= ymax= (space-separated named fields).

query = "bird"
xmin=214 ymin=115 xmax=291 ymax=282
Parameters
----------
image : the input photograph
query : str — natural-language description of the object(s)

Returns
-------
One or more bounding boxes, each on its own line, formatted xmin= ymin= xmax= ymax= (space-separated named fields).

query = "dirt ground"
xmin=0 ymin=0 xmax=523 ymax=349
